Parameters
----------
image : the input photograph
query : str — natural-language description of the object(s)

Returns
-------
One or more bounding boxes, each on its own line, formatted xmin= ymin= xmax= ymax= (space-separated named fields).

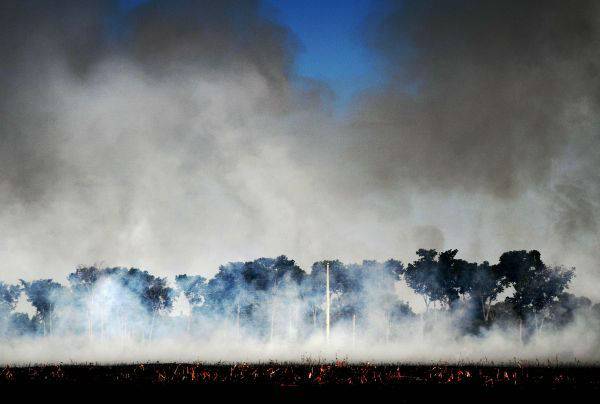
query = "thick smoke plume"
xmin=350 ymin=0 xmax=600 ymax=291
xmin=357 ymin=0 xmax=600 ymax=195
xmin=1 ymin=1 xmax=600 ymax=363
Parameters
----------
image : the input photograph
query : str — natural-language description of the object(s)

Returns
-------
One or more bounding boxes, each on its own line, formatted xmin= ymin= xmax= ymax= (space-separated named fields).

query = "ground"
xmin=2 ymin=362 xmax=600 ymax=401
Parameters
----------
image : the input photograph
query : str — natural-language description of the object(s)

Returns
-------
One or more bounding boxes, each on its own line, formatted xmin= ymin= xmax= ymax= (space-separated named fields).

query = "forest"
xmin=1 ymin=249 xmax=597 ymax=348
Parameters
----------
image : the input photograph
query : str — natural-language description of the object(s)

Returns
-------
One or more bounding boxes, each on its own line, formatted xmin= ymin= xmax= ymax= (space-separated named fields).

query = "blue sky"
xmin=120 ymin=0 xmax=382 ymax=111
xmin=264 ymin=0 xmax=382 ymax=110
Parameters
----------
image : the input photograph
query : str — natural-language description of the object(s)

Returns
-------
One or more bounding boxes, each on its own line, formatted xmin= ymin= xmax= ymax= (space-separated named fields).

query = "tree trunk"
xmin=88 ymin=309 xmax=93 ymax=340
xmin=270 ymin=301 xmax=275 ymax=343
xmin=148 ymin=310 xmax=156 ymax=343
xmin=288 ymin=305 xmax=293 ymax=339
xmin=352 ymin=313 xmax=356 ymax=348
xmin=236 ymin=302 xmax=240 ymax=338
xmin=481 ymin=297 xmax=487 ymax=322
xmin=484 ymin=301 xmax=492 ymax=323
xmin=385 ymin=310 xmax=391 ymax=343
xmin=325 ymin=262 xmax=330 ymax=343
xmin=89 ymin=292 xmax=94 ymax=340
xmin=519 ymin=318 xmax=523 ymax=344
xmin=100 ymin=312 xmax=105 ymax=340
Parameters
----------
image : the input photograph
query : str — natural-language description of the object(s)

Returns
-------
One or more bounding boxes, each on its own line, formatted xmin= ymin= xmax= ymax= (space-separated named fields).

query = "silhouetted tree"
xmin=68 ymin=266 xmax=100 ymax=293
xmin=7 ymin=312 xmax=36 ymax=336
xmin=20 ymin=279 xmax=65 ymax=336
xmin=498 ymin=250 xmax=574 ymax=336
xmin=272 ymin=255 xmax=306 ymax=287
xmin=119 ymin=268 xmax=173 ymax=341
xmin=546 ymin=293 xmax=591 ymax=328
xmin=175 ymin=274 xmax=207 ymax=308
xmin=204 ymin=262 xmax=246 ymax=316
xmin=0 ymin=250 xmax=589 ymax=342
xmin=459 ymin=261 xmax=505 ymax=322
xmin=1 ymin=281 xmax=22 ymax=337
xmin=306 ymin=260 xmax=357 ymax=329
xmin=114 ymin=268 xmax=174 ymax=315
xmin=0 ymin=281 xmax=21 ymax=315
xmin=204 ymin=261 xmax=263 ymax=335
xmin=405 ymin=249 xmax=463 ymax=310
xmin=68 ymin=266 xmax=102 ymax=337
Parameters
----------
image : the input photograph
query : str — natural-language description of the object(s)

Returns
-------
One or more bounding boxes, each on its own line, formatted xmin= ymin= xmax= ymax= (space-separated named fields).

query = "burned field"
xmin=2 ymin=362 xmax=600 ymax=402
xmin=2 ymin=362 xmax=600 ymax=396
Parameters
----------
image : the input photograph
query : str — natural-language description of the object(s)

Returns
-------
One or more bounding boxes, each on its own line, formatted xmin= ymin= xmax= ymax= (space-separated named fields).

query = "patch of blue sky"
xmin=264 ymin=0 xmax=384 ymax=113
xmin=117 ymin=0 xmax=387 ymax=113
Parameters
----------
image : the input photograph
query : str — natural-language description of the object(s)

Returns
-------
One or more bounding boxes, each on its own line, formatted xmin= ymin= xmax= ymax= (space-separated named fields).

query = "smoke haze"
xmin=1 ymin=0 xmax=600 ymax=363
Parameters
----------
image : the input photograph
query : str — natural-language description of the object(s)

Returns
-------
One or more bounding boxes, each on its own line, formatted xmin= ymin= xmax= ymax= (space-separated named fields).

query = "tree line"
xmin=0 ymin=249 xmax=597 ymax=342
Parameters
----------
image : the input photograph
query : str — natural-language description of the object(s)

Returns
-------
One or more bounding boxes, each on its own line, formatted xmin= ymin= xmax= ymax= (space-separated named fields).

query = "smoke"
xmin=1 ymin=254 xmax=600 ymax=365
xmin=346 ymin=0 xmax=600 ymax=297
xmin=354 ymin=0 xmax=600 ymax=194
xmin=0 ymin=0 xmax=339 ymax=280
xmin=3 ymin=317 xmax=599 ymax=365
xmin=1 ymin=1 xmax=600 ymax=363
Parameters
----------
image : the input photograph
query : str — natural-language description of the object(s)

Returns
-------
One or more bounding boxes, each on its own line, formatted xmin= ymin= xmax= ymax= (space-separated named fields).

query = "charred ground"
xmin=2 ymin=362 xmax=600 ymax=402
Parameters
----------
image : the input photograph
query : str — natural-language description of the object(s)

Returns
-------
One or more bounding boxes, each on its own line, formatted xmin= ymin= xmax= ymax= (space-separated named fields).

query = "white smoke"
xmin=2 ymin=1 xmax=600 ymax=365
xmin=1 ymin=268 xmax=599 ymax=365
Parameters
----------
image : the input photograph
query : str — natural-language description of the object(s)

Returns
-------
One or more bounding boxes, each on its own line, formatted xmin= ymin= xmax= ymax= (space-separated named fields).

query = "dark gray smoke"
xmin=354 ymin=0 xmax=600 ymax=195
xmin=346 ymin=0 xmax=600 ymax=295
xmin=0 ymin=0 xmax=333 ymax=280
xmin=0 ymin=0 xmax=300 ymax=205
xmin=1 ymin=0 xmax=600 ymax=305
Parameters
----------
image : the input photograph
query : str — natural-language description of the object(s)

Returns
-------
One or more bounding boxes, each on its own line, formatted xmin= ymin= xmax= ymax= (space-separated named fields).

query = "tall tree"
xmin=306 ymin=260 xmax=357 ymax=327
xmin=204 ymin=262 xmax=247 ymax=316
xmin=175 ymin=274 xmax=207 ymax=308
xmin=0 ymin=281 xmax=21 ymax=315
xmin=20 ymin=279 xmax=65 ymax=336
xmin=404 ymin=249 xmax=463 ymax=310
xmin=68 ymin=266 xmax=101 ymax=338
xmin=1 ymin=281 xmax=22 ymax=336
xmin=68 ymin=266 xmax=100 ymax=294
xmin=458 ymin=261 xmax=505 ymax=322
xmin=498 ymin=250 xmax=574 ymax=335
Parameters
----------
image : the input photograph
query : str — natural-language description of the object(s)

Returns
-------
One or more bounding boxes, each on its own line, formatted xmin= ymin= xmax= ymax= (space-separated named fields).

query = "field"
xmin=2 ymin=362 xmax=600 ymax=401
xmin=1 ymin=362 xmax=597 ymax=385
